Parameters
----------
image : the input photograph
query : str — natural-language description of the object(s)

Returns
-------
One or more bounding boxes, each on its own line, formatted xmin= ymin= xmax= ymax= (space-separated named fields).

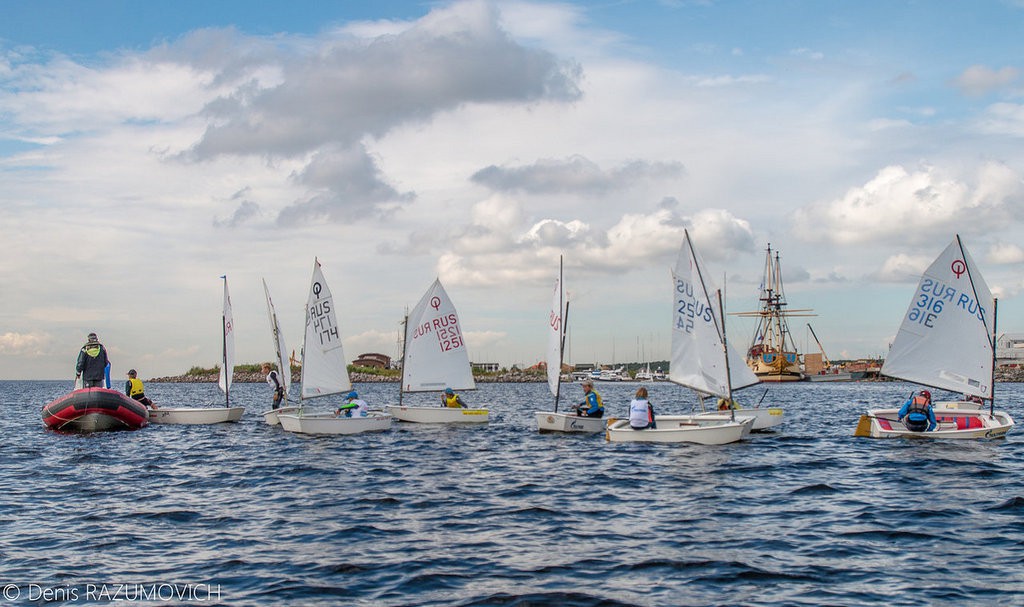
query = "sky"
xmin=2 ymin=0 xmax=1024 ymax=380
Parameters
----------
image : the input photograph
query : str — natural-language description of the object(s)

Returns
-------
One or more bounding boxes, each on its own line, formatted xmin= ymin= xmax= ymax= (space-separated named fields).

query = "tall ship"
xmin=733 ymin=244 xmax=814 ymax=382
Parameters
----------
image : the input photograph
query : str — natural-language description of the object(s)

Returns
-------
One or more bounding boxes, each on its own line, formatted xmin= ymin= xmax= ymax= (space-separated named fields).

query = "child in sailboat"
xmin=441 ymin=387 xmax=468 ymax=408
xmin=337 ymin=391 xmax=369 ymax=417
xmin=125 ymin=369 xmax=158 ymax=409
xmin=898 ymin=390 xmax=937 ymax=432
xmin=262 ymin=362 xmax=286 ymax=410
xmin=575 ymin=381 xmax=604 ymax=418
xmin=628 ymin=387 xmax=656 ymax=430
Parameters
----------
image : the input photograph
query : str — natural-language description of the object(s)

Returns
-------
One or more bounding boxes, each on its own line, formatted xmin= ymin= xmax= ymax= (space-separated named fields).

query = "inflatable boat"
xmin=42 ymin=388 xmax=150 ymax=432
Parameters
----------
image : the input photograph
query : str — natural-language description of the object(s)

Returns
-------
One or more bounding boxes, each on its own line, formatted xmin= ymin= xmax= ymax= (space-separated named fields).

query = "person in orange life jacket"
xmin=441 ymin=387 xmax=468 ymax=408
xmin=76 ymin=332 xmax=109 ymax=388
xmin=575 ymin=380 xmax=604 ymax=417
xmin=336 ymin=391 xmax=368 ymax=417
xmin=124 ymin=369 xmax=157 ymax=409
xmin=628 ymin=386 xmax=656 ymax=430
xmin=898 ymin=389 xmax=937 ymax=432
xmin=262 ymin=362 xmax=286 ymax=409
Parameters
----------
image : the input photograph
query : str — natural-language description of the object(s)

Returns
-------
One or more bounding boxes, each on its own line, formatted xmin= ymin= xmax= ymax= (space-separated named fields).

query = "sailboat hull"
xmin=278 ymin=412 xmax=392 ymax=435
xmin=262 ymin=405 xmax=300 ymax=426
xmin=535 ymin=411 xmax=606 ymax=433
xmin=696 ymin=407 xmax=783 ymax=431
xmin=856 ymin=407 xmax=1014 ymax=440
xmin=384 ymin=405 xmax=489 ymax=424
xmin=605 ymin=414 xmax=754 ymax=445
xmin=149 ymin=407 xmax=244 ymax=425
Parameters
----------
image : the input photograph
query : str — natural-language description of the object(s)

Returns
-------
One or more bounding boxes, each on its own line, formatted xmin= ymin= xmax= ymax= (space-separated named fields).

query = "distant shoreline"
xmin=146 ymin=366 xmax=1024 ymax=384
xmin=148 ymin=371 xmax=548 ymax=384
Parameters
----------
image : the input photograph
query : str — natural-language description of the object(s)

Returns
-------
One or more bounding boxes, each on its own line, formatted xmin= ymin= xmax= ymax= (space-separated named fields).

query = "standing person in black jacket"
xmin=76 ymin=332 xmax=110 ymax=388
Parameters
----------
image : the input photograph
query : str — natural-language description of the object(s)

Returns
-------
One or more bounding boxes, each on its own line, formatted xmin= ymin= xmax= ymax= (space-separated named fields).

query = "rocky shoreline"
xmin=149 ymin=370 xmax=548 ymax=384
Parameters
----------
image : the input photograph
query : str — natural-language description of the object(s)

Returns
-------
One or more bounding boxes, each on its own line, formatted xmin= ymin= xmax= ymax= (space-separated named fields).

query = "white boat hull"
xmin=606 ymin=414 xmax=754 ymax=445
xmin=278 ymin=412 xmax=392 ymax=435
xmin=384 ymin=405 xmax=489 ymax=424
xmin=262 ymin=405 xmax=300 ymax=426
xmin=535 ymin=411 xmax=606 ymax=433
xmin=696 ymin=407 xmax=783 ymax=431
xmin=855 ymin=407 xmax=1014 ymax=440
xmin=148 ymin=406 xmax=245 ymax=425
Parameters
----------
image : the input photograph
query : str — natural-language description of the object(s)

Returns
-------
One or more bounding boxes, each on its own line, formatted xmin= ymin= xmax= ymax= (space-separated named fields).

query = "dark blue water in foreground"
xmin=3 ymin=380 xmax=1024 ymax=606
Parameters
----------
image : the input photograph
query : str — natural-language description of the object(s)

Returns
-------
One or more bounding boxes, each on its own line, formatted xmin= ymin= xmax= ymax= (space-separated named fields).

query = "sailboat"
xmin=149 ymin=276 xmax=245 ymax=424
xmin=606 ymin=230 xmax=756 ymax=444
xmin=854 ymin=236 xmax=1014 ymax=439
xmin=261 ymin=278 xmax=298 ymax=425
xmin=733 ymin=244 xmax=813 ymax=382
xmin=278 ymin=260 xmax=392 ymax=435
xmin=384 ymin=278 xmax=489 ymax=423
xmin=535 ymin=257 xmax=605 ymax=433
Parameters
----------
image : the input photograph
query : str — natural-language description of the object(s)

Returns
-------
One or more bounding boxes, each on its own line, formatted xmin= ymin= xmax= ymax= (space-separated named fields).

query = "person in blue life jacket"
xmin=262 ymin=362 xmax=286 ymax=410
xmin=441 ymin=387 xmax=468 ymax=408
xmin=124 ymin=369 xmax=157 ymax=409
xmin=76 ymin=332 xmax=110 ymax=388
xmin=629 ymin=386 xmax=656 ymax=430
xmin=336 ymin=391 xmax=368 ymax=418
xmin=898 ymin=389 xmax=937 ymax=432
xmin=574 ymin=380 xmax=604 ymax=418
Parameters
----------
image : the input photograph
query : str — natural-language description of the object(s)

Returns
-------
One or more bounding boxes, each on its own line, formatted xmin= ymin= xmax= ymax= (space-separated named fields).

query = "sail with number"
xmin=301 ymin=260 xmax=351 ymax=399
xmin=218 ymin=276 xmax=235 ymax=402
xmin=263 ymin=278 xmax=292 ymax=398
xmin=671 ymin=230 xmax=758 ymax=398
xmin=402 ymin=278 xmax=475 ymax=392
xmin=547 ymin=257 xmax=565 ymax=401
xmin=881 ymin=236 xmax=994 ymax=399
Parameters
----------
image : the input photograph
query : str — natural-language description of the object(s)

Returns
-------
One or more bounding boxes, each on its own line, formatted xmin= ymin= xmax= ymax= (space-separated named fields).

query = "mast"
xmin=221 ymin=275 xmax=230 ymax=408
xmin=398 ymin=311 xmax=408 ymax=406
xmin=991 ymin=299 xmax=998 ymax=416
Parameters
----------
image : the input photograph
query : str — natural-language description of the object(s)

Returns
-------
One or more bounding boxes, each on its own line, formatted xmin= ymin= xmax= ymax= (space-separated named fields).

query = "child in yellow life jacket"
xmin=125 ymin=369 xmax=157 ymax=409
xmin=441 ymin=387 xmax=468 ymax=408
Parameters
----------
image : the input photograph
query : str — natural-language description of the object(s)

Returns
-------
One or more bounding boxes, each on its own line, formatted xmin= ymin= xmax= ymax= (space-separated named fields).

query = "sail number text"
xmin=412 ymin=313 xmax=464 ymax=352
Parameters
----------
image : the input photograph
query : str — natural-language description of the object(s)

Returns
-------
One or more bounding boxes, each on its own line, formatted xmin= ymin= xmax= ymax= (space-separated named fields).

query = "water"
xmin=4 ymin=380 xmax=1024 ymax=606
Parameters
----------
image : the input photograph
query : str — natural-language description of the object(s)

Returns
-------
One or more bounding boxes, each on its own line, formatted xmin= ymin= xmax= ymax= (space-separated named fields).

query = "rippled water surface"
xmin=4 ymin=380 xmax=1024 ymax=606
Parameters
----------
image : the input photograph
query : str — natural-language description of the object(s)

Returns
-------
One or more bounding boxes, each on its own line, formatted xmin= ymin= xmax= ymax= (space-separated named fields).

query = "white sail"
xmin=670 ymin=231 xmax=759 ymax=397
xmin=546 ymin=259 xmax=564 ymax=398
xmin=218 ymin=276 xmax=235 ymax=398
xmin=881 ymin=236 xmax=994 ymax=398
xmin=403 ymin=278 xmax=475 ymax=392
xmin=263 ymin=278 xmax=292 ymax=397
xmin=301 ymin=260 xmax=351 ymax=399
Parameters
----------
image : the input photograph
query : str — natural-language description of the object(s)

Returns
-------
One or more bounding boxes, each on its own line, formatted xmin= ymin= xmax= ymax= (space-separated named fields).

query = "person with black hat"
xmin=125 ymin=369 xmax=157 ymax=409
xmin=75 ymin=332 xmax=110 ymax=388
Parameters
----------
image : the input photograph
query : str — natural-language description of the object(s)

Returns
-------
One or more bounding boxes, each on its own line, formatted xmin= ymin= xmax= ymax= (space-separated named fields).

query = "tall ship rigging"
xmin=733 ymin=243 xmax=814 ymax=382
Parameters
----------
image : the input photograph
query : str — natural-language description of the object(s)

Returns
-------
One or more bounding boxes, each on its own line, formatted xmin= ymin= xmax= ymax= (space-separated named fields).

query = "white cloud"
xmin=988 ymin=242 xmax=1024 ymax=264
xmin=876 ymin=253 xmax=932 ymax=283
xmin=976 ymin=102 xmax=1024 ymax=137
xmin=952 ymin=64 xmax=1020 ymax=96
xmin=792 ymin=162 xmax=1024 ymax=245
xmin=0 ymin=332 xmax=51 ymax=356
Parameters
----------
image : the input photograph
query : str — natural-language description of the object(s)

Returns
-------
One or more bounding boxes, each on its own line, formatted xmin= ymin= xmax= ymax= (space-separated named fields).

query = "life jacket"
xmin=82 ymin=344 xmax=102 ymax=358
xmin=127 ymin=377 xmax=145 ymax=398
xmin=588 ymin=390 xmax=604 ymax=413
xmin=629 ymin=398 xmax=651 ymax=427
xmin=444 ymin=393 xmax=461 ymax=408
xmin=907 ymin=395 xmax=930 ymax=417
